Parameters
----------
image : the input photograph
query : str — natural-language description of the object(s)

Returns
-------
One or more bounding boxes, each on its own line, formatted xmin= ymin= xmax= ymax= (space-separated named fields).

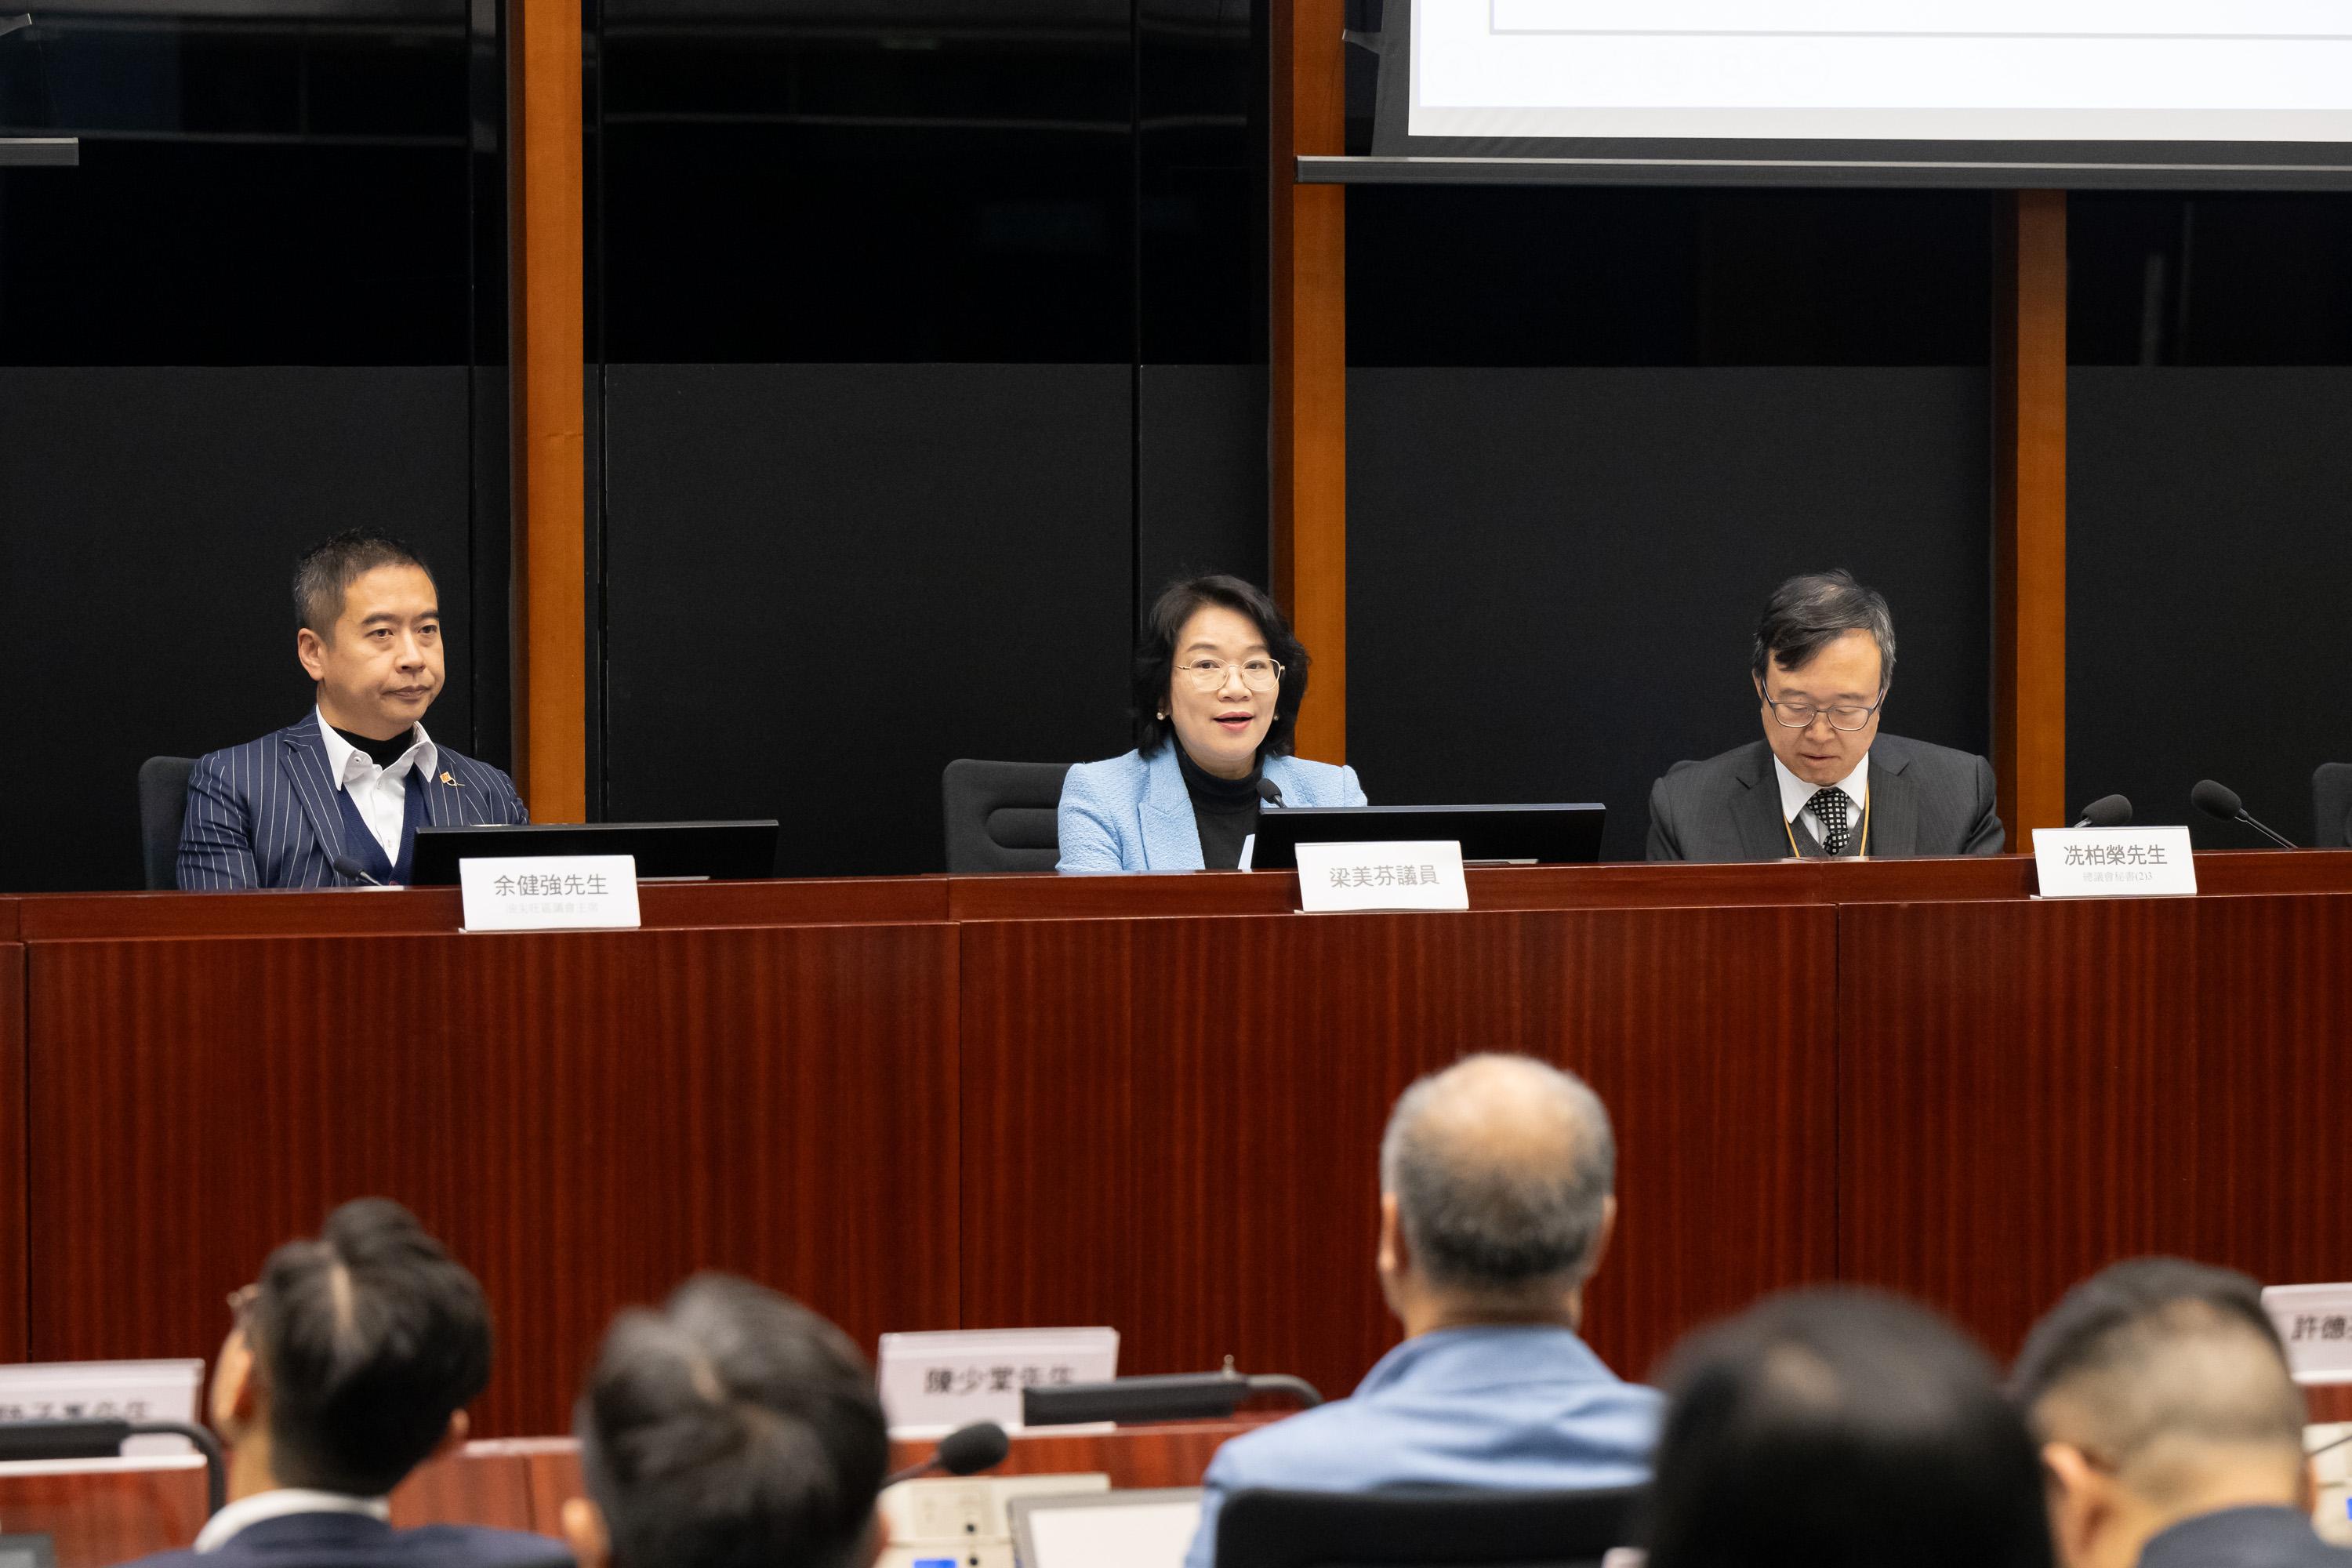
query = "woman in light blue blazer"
xmin=1058 ymin=575 xmax=1366 ymax=873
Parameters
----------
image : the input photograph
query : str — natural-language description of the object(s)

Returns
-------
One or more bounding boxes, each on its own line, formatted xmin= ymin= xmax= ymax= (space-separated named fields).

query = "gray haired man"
xmin=1646 ymin=569 xmax=2003 ymax=862
xmin=1181 ymin=1054 xmax=1662 ymax=1568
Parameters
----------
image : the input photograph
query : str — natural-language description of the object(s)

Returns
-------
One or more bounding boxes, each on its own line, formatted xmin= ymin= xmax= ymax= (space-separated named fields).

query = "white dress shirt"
xmin=1772 ymin=750 xmax=1870 ymax=851
xmin=316 ymin=710 xmax=437 ymax=863
xmin=194 ymin=1488 xmax=391 ymax=1552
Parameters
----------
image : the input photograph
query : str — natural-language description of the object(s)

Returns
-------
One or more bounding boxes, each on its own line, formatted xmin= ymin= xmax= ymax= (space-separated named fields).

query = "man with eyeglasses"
xmin=1646 ymin=570 xmax=2002 ymax=862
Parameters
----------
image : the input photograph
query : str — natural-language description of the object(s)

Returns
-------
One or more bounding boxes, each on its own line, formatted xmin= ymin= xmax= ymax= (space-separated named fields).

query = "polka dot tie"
xmin=1808 ymin=788 xmax=1852 ymax=856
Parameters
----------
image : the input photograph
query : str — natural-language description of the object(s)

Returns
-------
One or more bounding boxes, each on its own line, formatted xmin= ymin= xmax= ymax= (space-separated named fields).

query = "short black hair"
xmin=294 ymin=530 xmax=434 ymax=635
xmin=247 ymin=1199 xmax=493 ymax=1496
xmin=1131 ymin=575 xmax=1311 ymax=758
xmin=578 ymin=1274 xmax=890 ymax=1568
xmin=1646 ymin=1290 xmax=2053 ymax=1568
xmin=1751 ymin=569 xmax=1896 ymax=688
xmin=2010 ymin=1257 xmax=2303 ymax=1468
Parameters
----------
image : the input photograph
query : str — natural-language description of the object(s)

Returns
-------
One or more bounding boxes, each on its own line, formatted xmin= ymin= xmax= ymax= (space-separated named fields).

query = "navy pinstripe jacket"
xmin=176 ymin=716 xmax=528 ymax=891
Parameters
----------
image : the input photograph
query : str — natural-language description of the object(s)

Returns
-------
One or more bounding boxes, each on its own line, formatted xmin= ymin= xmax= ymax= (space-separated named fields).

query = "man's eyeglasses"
xmin=1762 ymin=693 xmax=1884 ymax=733
xmin=225 ymin=1283 xmax=259 ymax=1327
xmin=1178 ymin=658 xmax=1283 ymax=693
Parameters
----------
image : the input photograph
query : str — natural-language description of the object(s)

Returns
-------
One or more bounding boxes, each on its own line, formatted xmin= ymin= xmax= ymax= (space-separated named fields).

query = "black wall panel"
xmin=1348 ymin=368 xmax=1992 ymax=863
xmin=2068 ymin=369 xmax=2352 ymax=848
xmin=0 ymin=367 xmax=477 ymax=891
xmin=600 ymin=363 xmax=1135 ymax=877
xmin=1137 ymin=364 xmax=1268 ymax=601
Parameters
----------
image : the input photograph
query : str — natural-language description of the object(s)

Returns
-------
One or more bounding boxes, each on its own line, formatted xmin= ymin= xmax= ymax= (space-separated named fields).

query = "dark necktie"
xmin=1808 ymin=788 xmax=1853 ymax=856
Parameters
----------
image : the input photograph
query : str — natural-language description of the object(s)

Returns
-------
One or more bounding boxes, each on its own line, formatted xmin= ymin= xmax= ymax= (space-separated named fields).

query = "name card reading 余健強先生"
xmin=1295 ymin=840 xmax=1470 ymax=913
xmin=2032 ymin=827 xmax=2197 ymax=899
xmin=459 ymin=855 xmax=642 ymax=931
xmin=877 ymin=1327 xmax=1120 ymax=1436
xmin=2263 ymin=1283 xmax=2352 ymax=1385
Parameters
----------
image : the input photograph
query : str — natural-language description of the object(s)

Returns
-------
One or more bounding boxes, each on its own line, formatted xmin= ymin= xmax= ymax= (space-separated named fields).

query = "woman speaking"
xmin=1058 ymin=575 xmax=1366 ymax=873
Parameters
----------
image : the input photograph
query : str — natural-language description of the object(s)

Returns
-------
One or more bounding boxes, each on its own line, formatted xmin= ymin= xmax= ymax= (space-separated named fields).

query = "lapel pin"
xmin=441 ymin=771 xmax=456 ymax=786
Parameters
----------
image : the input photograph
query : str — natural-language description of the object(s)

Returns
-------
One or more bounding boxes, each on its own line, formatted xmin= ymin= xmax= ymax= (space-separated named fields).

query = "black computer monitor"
xmin=1250 ymin=804 xmax=1606 ymax=869
xmin=411 ymin=821 xmax=780 ymax=885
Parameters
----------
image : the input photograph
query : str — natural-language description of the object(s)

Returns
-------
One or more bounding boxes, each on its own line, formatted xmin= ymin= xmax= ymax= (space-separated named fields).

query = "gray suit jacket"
xmin=1646 ymin=733 xmax=2003 ymax=862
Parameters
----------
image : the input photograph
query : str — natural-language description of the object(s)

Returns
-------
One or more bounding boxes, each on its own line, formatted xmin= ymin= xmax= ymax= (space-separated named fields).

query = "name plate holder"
xmin=459 ymin=855 xmax=643 ymax=931
xmin=2264 ymin=1283 xmax=2352 ymax=1385
xmin=2031 ymin=827 xmax=2198 ymax=899
xmin=877 ymin=1327 xmax=1120 ymax=1436
xmin=1295 ymin=840 xmax=1471 ymax=913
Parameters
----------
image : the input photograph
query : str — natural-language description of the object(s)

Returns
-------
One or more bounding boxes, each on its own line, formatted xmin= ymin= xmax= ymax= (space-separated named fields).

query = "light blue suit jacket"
xmin=1056 ymin=745 xmax=1367 ymax=873
xmin=1184 ymin=1326 xmax=1663 ymax=1568
xmin=177 ymin=717 xmax=528 ymax=891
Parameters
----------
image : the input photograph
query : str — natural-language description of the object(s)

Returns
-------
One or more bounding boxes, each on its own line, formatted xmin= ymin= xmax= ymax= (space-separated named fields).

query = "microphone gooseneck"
xmin=879 ymin=1420 xmax=1009 ymax=1490
xmin=2071 ymin=793 xmax=2132 ymax=829
xmin=2190 ymin=779 xmax=2298 ymax=850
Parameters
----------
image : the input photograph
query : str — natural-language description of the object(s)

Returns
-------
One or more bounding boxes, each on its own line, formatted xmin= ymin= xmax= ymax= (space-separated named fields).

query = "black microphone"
xmin=2071 ymin=794 xmax=2132 ymax=829
xmin=1256 ymin=779 xmax=1283 ymax=809
xmin=328 ymin=853 xmax=388 ymax=887
xmin=880 ymin=1420 xmax=1009 ymax=1489
xmin=2190 ymin=779 xmax=2298 ymax=850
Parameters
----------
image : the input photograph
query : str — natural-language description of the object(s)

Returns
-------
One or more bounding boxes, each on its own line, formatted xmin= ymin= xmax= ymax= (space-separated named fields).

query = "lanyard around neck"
xmin=1784 ymin=784 xmax=1871 ymax=860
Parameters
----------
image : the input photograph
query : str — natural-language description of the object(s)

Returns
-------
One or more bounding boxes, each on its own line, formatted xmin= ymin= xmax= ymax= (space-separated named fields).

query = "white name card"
xmin=0 ymin=1360 xmax=205 ymax=1455
xmin=877 ymin=1327 xmax=1119 ymax=1436
xmin=1295 ymin=840 xmax=1470 ymax=913
xmin=2264 ymin=1283 xmax=2352 ymax=1384
xmin=2032 ymin=827 xmax=2197 ymax=899
xmin=459 ymin=855 xmax=642 ymax=932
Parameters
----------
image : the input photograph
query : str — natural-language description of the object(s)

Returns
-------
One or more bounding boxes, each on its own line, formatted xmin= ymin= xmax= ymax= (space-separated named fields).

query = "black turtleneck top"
xmin=334 ymin=724 xmax=419 ymax=770
xmin=1177 ymin=746 xmax=1261 ymax=870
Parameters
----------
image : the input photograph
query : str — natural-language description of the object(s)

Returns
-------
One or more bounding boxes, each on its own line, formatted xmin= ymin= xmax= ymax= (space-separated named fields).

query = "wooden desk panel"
xmin=24 ymin=923 xmax=961 ymax=1435
xmin=0 ymin=940 xmax=22 ymax=1363
xmin=964 ymin=905 xmax=1838 ymax=1400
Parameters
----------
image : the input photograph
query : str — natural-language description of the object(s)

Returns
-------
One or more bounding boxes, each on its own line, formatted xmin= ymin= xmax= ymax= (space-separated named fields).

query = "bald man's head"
xmin=1378 ymin=1054 xmax=1615 ymax=1305
xmin=2014 ymin=1259 xmax=2307 ymax=1508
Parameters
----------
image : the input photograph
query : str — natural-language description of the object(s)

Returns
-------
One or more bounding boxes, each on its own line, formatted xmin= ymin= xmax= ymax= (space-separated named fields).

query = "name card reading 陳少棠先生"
xmin=877 ymin=1327 xmax=1120 ymax=1436
xmin=1295 ymin=840 xmax=1470 ymax=913
xmin=459 ymin=855 xmax=642 ymax=932
xmin=2031 ymin=827 xmax=2197 ymax=900
xmin=2263 ymin=1283 xmax=2352 ymax=1384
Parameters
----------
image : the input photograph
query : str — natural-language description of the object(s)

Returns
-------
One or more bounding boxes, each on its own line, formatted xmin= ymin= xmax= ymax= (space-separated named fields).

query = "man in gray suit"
xmin=1646 ymin=570 xmax=2002 ymax=862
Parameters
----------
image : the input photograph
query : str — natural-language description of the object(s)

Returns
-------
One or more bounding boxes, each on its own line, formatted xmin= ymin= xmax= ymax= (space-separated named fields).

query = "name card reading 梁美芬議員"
xmin=459 ymin=855 xmax=642 ymax=931
xmin=877 ymin=1327 xmax=1120 ymax=1436
xmin=1295 ymin=841 xmax=1469 ymax=913
xmin=2032 ymin=827 xmax=2197 ymax=899
xmin=2263 ymin=1283 xmax=2352 ymax=1384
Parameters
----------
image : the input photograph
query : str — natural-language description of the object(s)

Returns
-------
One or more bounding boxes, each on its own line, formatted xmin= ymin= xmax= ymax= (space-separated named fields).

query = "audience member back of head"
xmin=2014 ymin=1257 xmax=2343 ymax=1568
xmin=116 ymin=1197 xmax=562 ymax=1568
xmin=564 ymin=1273 xmax=891 ymax=1568
xmin=1645 ymin=1288 xmax=2054 ymax=1568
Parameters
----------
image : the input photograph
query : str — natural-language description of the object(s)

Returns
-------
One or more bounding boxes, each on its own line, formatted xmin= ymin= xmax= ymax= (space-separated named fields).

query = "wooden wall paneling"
xmin=2191 ymin=893 xmax=2352 ymax=1287
xmin=24 ymin=923 xmax=960 ymax=1435
xmin=1837 ymin=897 xmax=2207 ymax=1358
xmin=0 ymin=938 xmax=22 ymax=1363
xmin=507 ymin=0 xmax=587 ymax=819
xmin=1105 ymin=902 xmax=1835 ymax=1401
xmin=1269 ymin=0 xmax=1348 ymax=763
xmin=1993 ymin=190 xmax=2068 ymax=846
xmin=390 ymin=1446 xmax=540 ymax=1533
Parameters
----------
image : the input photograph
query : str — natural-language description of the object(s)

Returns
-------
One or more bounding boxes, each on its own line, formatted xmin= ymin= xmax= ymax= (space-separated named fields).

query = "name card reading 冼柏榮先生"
xmin=1294 ymin=840 xmax=1470 ymax=914
xmin=2263 ymin=1283 xmax=2352 ymax=1384
xmin=2031 ymin=826 xmax=2197 ymax=900
xmin=459 ymin=855 xmax=642 ymax=932
xmin=877 ymin=1327 xmax=1120 ymax=1436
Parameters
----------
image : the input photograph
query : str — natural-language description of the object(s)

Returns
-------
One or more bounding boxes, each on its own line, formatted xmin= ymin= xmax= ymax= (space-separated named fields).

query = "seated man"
xmin=1185 ymin=1054 xmax=1661 ymax=1568
xmin=124 ymin=1200 xmax=565 ymax=1568
xmin=178 ymin=530 xmax=525 ymax=890
xmin=2014 ymin=1258 xmax=2348 ymax=1568
xmin=560 ymin=1273 xmax=891 ymax=1568
xmin=1646 ymin=569 xmax=2002 ymax=862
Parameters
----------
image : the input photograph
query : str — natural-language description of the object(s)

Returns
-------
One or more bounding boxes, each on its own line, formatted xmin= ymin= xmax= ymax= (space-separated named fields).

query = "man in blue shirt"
xmin=1185 ymin=1054 xmax=1663 ymax=1568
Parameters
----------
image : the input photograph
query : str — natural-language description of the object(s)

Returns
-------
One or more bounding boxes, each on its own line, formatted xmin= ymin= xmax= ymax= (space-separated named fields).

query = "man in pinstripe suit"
xmin=177 ymin=531 xmax=528 ymax=891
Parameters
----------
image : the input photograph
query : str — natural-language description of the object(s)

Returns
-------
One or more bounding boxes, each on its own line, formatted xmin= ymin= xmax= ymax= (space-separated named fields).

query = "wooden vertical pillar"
xmin=506 ymin=0 xmax=587 ymax=822
xmin=1993 ymin=191 xmax=2067 ymax=847
xmin=1270 ymin=0 xmax=1348 ymax=764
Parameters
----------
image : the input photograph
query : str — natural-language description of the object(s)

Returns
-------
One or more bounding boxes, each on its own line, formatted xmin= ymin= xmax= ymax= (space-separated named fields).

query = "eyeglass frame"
xmin=1758 ymin=685 xmax=1888 ymax=734
xmin=1174 ymin=656 xmax=1286 ymax=693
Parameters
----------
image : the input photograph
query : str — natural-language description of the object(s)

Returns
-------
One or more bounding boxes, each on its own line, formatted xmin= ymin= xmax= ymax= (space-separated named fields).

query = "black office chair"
xmin=942 ymin=759 xmax=1070 ymax=873
xmin=2317 ymin=763 xmax=2352 ymax=848
xmin=1216 ymin=1485 xmax=1646 ymax=1568
xmin=137 ymin=756 xmax=198 ymax=890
